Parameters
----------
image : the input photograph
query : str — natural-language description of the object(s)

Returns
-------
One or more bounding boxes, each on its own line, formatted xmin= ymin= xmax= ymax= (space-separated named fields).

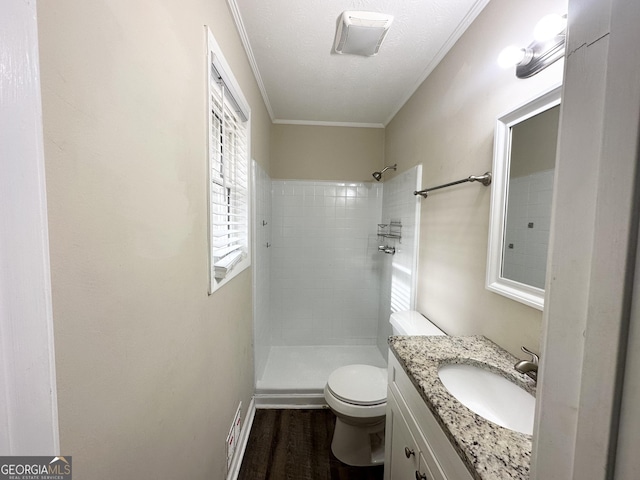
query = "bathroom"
xmin=248 ymin=3 xmax=561 ymax=473
xmin=3 ymin=0 xmax=639 ymax=480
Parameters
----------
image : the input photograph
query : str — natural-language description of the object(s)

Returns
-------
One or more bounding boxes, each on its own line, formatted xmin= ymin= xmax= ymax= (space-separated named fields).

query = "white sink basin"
xmin=438 ymin=363 xmax=535 ymax=435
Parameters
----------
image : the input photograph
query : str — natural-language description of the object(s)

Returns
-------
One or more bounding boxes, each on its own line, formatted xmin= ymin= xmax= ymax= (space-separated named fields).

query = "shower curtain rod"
xmin=414 ymin=172 xmax=492 ymax=198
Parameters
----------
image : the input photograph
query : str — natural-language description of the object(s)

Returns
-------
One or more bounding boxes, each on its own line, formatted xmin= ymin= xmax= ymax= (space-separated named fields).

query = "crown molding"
xmin=227 ymin=0 xmax=275 ymax=121
xmin=273 ymin=119 xmax=384 ymax=129
xmin=383 ymin=0 xmax=491 ymax=126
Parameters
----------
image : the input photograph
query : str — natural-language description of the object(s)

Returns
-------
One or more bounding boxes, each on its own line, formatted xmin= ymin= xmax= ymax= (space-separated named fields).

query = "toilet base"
xmin=331 ymin=416 xmax=385 ymax=467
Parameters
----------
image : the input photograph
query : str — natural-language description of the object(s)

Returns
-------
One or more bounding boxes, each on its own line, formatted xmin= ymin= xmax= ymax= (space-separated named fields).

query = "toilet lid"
xmin=327 ymin=365 xmax=387 ymax=406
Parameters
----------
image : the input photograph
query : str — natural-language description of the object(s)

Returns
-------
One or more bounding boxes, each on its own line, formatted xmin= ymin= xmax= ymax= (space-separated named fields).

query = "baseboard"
xmin=226 ymin=397 xmax=256 ymax=480
xmin=254 ymin=392 xmax=328 ymax=409
xmin=225 ymin=394 xmax=329 ymax=479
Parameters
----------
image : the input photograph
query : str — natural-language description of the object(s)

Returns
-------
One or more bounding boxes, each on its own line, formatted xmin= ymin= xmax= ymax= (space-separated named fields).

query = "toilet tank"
xmin=390 ymin=311 xmax=446 ymax=336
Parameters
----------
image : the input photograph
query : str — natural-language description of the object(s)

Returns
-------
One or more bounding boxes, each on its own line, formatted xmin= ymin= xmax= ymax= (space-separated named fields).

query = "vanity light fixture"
xmin=498 ymin=13 xmax=567 ymax=78
xmin=334 ymin=11 xmax=394 ymax=56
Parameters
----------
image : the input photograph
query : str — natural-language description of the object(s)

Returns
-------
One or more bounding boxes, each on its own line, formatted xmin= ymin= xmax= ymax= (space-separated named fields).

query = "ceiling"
xmin=230 ymin=0 xmax=490 ymax=127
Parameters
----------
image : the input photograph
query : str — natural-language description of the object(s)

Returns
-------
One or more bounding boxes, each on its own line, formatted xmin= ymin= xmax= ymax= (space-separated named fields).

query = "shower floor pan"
xmin=255 ymin=345 xmax=386 ymax=407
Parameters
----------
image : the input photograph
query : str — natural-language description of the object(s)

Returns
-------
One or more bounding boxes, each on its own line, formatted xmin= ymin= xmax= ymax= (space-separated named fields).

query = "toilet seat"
xmin=326 ymin=364 xmax=387 ymax=406
xmin=324 ymin=364 xmax=388 ymax=466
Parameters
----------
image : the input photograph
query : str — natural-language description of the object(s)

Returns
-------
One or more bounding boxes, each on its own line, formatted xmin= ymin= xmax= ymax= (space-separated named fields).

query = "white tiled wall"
xmin=254 ymin=171 xmax=422 ymax=382
xmin=376 ymin=166 xmax=422 ymax=355
xmin=253 ymin=161 xmax=272 ymax=381
xmin=270 ymin=180 xmax=383 ymax=346
xmin=502 ymin=169 xmax=554 ymax=289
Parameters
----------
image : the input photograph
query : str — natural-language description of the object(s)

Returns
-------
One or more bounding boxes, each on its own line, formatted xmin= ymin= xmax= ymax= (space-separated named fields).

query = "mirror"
xmin=486 ymin=86 xmax=561 ymax=310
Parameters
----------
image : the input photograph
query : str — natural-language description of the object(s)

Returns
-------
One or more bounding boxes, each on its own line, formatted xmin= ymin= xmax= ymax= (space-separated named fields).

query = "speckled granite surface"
xmin=388 ymin=335 xmax=536 ymax=480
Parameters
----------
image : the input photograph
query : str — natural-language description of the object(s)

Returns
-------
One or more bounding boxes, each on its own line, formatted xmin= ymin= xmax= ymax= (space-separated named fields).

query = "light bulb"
xmin=497 ymin=46 xmax=526 ymax=69
xmin=534 ymin=14 xmax=567 ymax=41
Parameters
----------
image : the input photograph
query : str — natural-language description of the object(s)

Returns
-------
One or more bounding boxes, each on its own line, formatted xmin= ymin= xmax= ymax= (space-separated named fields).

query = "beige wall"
xmin=270 ymin=124 xmax=384 ymax=181
xmin=37 ymin=0 xmax=270 ymax=478
xmin=385 ymin=0 xmax=566 ymax=356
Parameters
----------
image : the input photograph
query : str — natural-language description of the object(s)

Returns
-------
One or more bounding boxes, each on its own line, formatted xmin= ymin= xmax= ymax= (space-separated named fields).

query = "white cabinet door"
xmin=386 ymin=393 xmax=447 ymax=480
xmin=386 ymin=353 xmax=474 ymax=480
xmin=386 ymin=394 xmax=420 ymax=480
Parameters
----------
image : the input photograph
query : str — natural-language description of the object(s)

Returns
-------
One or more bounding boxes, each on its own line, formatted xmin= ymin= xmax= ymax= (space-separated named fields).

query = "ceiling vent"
xmin=334 ymin=11 xmax=394 ymax=57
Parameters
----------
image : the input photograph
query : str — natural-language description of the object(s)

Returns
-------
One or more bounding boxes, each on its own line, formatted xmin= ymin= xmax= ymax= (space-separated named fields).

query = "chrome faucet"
xmin=514 ymin=346 xmax=539 ymax=382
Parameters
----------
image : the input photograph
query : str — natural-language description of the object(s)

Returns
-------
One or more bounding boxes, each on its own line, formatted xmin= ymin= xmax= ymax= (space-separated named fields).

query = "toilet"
xmin=324 ymin=310 xmax=446 ymax=466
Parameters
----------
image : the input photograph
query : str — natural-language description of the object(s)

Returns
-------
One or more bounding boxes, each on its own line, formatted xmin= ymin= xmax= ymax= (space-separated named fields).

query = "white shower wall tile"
xmin=255 ymin=173 xmax=421 ymax=389
xmin=253 ymin=161 xmax=272 ymax=382
xmin=270 ymin=180 xmax=383 ymax=346
xmin=376 ymin=166 xmax=422 ymax=356
xmin=502 ymin=169 xmax=554 ymax=289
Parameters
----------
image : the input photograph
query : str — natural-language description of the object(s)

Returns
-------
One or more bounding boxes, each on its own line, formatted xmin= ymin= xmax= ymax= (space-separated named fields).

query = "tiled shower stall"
xmin=502 ymin=168 xmax=554 ymax=289
xmin=253 ymin=162 xmax=422 ymax=399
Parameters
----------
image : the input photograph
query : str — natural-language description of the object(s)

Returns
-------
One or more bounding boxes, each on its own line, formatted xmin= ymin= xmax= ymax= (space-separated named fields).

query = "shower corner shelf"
xmin=377 ymin=221 xmax=402 ymax=239
xmin=377 ymin=221 xmax=402 ymax=255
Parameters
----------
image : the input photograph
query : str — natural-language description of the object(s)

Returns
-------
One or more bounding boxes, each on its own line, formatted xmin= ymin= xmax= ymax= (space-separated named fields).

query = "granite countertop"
xmin=388 ymin=335 xmax=536 ymax=480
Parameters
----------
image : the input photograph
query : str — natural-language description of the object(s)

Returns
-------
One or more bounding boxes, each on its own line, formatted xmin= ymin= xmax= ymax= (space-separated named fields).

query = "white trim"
xmin=226 ymin=398 xmax=256 ymax=480
xmin=226 ymin=0 xmax=275 ymax=122
xmin=485 ymin=85 xmax=561 ymax=311
xmin=273 ymin=119 xmax=385 ymax=129
xmin=250 ymin=159 xmax=261 ymax=389
xmin=254 ymin=393 xmax=327 ymax=409
xmin=383 ymin=0 xmax=491 ymax=126
xmin=207 ymin=27 xmax=251 ymax=120
xmin=0 ymin=0 xmax=59 ymax=455
xmin=532 ymin=0 xmax=640 ymax=475
xmin=206 ymin=26 xmax=252 ymax=294
xmin=616 ymin=217 xmax=640 ymax=477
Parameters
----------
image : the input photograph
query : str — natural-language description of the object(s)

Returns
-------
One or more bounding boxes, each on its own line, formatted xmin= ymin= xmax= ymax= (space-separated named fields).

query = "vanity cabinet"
xmin=384 ymin=353 xmax=474 ymax=480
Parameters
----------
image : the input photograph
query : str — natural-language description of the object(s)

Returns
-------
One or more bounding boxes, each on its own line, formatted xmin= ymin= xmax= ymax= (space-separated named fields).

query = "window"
xmin=207 ymin=27 xmax=251 ymax=293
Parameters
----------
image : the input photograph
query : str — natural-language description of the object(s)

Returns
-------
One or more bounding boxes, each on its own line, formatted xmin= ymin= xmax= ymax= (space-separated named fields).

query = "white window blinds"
xmin=207 ymin=28 xmax=251 ymax=293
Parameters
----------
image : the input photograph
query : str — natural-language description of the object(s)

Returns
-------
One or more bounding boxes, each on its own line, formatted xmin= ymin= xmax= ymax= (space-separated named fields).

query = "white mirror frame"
xmin=486 ymin=85 xmax=561 ymax=311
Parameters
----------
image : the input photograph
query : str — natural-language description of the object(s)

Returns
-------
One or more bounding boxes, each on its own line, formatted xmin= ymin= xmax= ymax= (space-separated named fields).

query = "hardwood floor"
xmin=238 ymin=409 xmax=385 ymax=480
